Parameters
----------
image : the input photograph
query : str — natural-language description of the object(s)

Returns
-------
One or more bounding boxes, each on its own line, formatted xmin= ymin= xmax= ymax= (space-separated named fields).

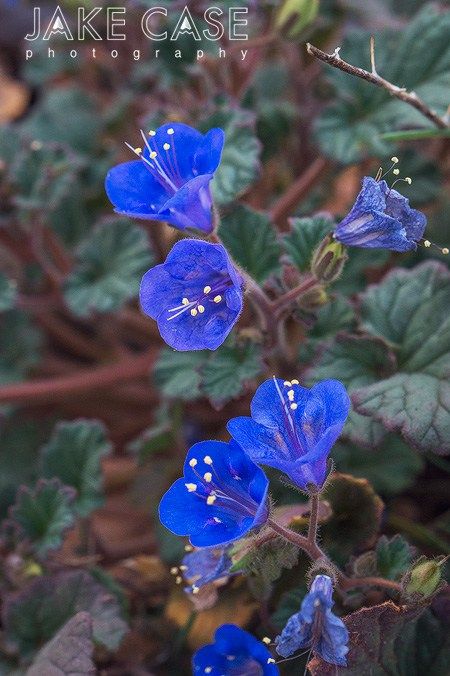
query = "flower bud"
xmin=298 ymin=285 xmax=328 ymax=311
xmin=311 ymin=235 xmax=348 ymax=284
xmin=275 ymin=0 xmax=319 ymax=38
xmin=404 ymin=556 xmax=447 ymax=599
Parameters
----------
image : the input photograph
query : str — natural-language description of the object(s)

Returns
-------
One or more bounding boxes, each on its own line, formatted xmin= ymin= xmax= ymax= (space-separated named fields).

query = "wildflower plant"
xmin=0 ymin=3 xmax=448 ymax=676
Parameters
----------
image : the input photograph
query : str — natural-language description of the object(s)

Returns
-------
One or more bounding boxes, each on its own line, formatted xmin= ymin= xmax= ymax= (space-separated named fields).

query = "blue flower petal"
xmin=194 ymin=127 xmax=225 ymax=175
xmin=158 ymin=173 xmax=214 ymax=233
xmin=193 ymin=624 xmax=279 ymax=675
xmin=105 ymin=160 xmax=168 ymax=218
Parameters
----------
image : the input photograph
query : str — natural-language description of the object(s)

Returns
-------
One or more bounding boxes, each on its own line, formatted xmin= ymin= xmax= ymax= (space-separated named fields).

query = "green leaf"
xmin=20 ymin=87 xmax=102 ymax=155
xmin=333 ymin=434 xmax=424 ymax=495
xmin=3 ymin=570 xmax=127 ymax=657
xmin=335 ymin=247 xmax=390 ymax=296
xmin=315 ymin=7 xmax=450 ymax=163
xmin=376 ymin=534 xmax=412 ymax=580
xmin=0 ymin=310 xmax=42 ymax=386
xmin=9 ymin=479 xmax=76 ymax=558
xmin=26 ymin=612 xmax=95 ymax=676
xmin=306 ymin=333 xmax=396 ymax=447
xmin=379 ymin=128 xmax=450 ymax=142
xmin=0 ymin=274 xmax=17 ymax=312
xmin=309 ymin=600 xmax=450 ymax=676
xmin=231 ymin=535 xmax=299 ymax=585
xmin=153 ymin=348 xmax=208 ymax=400
xmin=299 ymin=295 xmax=356 ymax=363
xmin=202 ymin=340 xmax=264 ymax=407
xmin=282 ymin=214 xmax=334 ymax=272
xmin=64 ymin=218 xmax=153 ymax=317
xmin=353 ymin=262 xmax=450 ymax=454
xmin=321 ymin=473 xmax=383 ymax=563
xmin=41 ymin=420 xmax=111 ymax=518
xmin=219 ymin=205 xmax=280 ymax=283
xmin=208 ymin=109 xmax=261 ymax=206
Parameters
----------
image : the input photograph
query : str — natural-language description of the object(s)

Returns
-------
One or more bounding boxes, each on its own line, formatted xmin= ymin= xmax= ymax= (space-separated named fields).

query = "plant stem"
xmin=270 ymin=158 xmax=329 ymax=228
xmin=307 ymin=493 xmax=320 ymax=544
xmin=267 ymin=517 xmax=325 ymax=561
xmin=306 ymin=42 xmax=448 ymax=130
xmin=274 ymin=276 xmax=319 ymax=316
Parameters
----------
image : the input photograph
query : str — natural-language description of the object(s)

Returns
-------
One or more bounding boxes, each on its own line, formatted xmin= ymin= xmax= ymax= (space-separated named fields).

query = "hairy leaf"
xmin=26 ymin=612 xmax=95 ymax=676
xmin=306 ymin=333 xmax=396 ymax=447
xmin=283 ymin=214 xmax=334 ymax=272
xmin=153 ymin=348 xmax=208 ymax=400
xmin=202 ymin=340 xmax=263 ymax=407
xmin=354 ymin=262 xmax=450 ymax=454
xmin=64 ymin=218 xmax=153 ymax=317
xmin=0 ymin=310 xmax=42 ymax=386
xmin=376 ymin=535 xmax=412 ymax=580
xmin=8 ymin=479 xmax=76 ymax=558
xmin=0 ymin=274 xmax=17 ymax=312
xmin=3 ymin=570 xmax=127 ymax=656
xmin=219 ymin=205 xmax=281 ymax=283
xmin=208 ymin=109 xmax=261 ymax=205
xmin=41 ymin=420 xmax=111 ymax=517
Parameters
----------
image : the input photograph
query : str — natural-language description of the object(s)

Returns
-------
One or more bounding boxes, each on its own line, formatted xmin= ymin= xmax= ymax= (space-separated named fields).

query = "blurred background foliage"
xmin=0 ymin=0 xmax=448 ymax=673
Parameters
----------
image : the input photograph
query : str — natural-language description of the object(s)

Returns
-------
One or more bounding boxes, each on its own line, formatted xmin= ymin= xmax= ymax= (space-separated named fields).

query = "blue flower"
xmin=334 ymin=176 xmax=426 ymax=252
xmin=105 ymin=122 xmax=224 ymax=233
xmin=227 ymin=378 xmax=350 ymax=491
xmin=159 ymin=440 xmax=269 ymax=548
xmin=140 ymin=239 xmax=243 ymax=351
xmin=182 ymin=547 xmax=235 ymax=595
xmin=275 ymin=574 xmax=349 ymax=666
xmin=193 ymin=624 xmax=279 ymax=675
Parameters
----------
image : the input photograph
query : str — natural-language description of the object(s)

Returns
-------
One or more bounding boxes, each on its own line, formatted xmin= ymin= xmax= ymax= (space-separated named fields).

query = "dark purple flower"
xmin=105 ymin=122 xmax=224 ymax=233
xmin=182 ymin=547 xmax=234 ymax=595
xmin=275 ymin=574 xmax=349 ymax=666
xmin=334 ymin=177 xmax=426 ymax=252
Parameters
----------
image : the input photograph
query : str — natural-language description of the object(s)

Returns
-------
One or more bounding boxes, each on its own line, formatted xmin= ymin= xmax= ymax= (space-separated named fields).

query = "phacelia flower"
xmin=105 ymin=122 xmax=224 ymax=233
xmin=182 ymin=547 xmax=234 ymax=595
xmin=275 ymin=574 xmax=349 ymax=666
xmin=193 ymin=624 xmax=279 ymax=675
xmin=334 ymin=176 xmax=426 ymax=252
xmin=159 ymin=440 xmax=269 ymax=548
xmin=140 ymin=239 xmax=243 ymax=351
xmin=227 ymin=378 xmax=350 ymax=491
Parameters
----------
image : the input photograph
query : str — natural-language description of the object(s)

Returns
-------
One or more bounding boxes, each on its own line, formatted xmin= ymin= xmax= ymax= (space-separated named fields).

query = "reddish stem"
xmin=270 ymin=158 xmax=329 ymax=228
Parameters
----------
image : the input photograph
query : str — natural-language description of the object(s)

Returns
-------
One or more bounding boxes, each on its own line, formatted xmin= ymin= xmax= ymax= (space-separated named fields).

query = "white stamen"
xmin=167 ymin=128 xmax=175 ymax=135
xmin=204 ymin=472 xmax=212 ymax=482
xmin=198 ymin=305 xmax=205 ymax=313
xmin=163 ymin=143 xmax=171 ymax=151
xmin=185 ymin=483 xmax=197 ymax=492
xmin=204 ymin=456 xmax=213 ymax=465
xmin=189 ymin=458 xmax=198 ymax=467
xmin=213 ymin=295 xmax=222 ymax=303
xmin=203 ymin=285 xmax=211 ymax=294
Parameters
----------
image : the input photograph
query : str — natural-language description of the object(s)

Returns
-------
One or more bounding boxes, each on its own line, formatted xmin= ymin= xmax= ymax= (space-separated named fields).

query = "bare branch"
xmin=306 ymin=41 xmax=448 ymax=130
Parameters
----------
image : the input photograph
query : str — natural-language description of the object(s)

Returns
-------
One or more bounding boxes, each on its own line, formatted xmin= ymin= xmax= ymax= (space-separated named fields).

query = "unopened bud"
xmin=298 ymin=285 xmax=328 ymax=311
xmin=404 ymin=556 xmax=447 ymax=599
xmin=310 ymin=235 xmax=348 ymax=284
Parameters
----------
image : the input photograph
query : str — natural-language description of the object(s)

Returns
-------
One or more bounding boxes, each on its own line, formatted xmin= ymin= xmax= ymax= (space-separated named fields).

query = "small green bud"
xmin=404 ymin=556 xmax=447 ymax=599
xmin=275 ymin=0 xmax=319 ymax=38
xmin=298 ymin=285 xmax=328 ymax=311
xmin=310 ymin=235 xmax=348 ymax=284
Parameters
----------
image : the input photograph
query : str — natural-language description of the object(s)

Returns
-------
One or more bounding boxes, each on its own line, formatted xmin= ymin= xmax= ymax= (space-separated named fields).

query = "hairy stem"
xmin=270 ymin=158 xmax=329 ymax=228
xmin=267 ymin=517 xmax=325 ymax=561
xmin=306 ymin=42 xmax=448 ymax=130
xmin=274 ymin=276 xmax=319 ymax=316
xmin=307 ymin=493 xmax=320 ymax=544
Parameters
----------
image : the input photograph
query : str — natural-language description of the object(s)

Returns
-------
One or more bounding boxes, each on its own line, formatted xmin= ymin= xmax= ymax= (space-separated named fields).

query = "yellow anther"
xmin=204 ymin=667 xmax=212 ymax=673
xmin=179 ymin=565 xmax=187 ymax=571
xmin=207 ymin=494 xmax=216 ymax=505
xmin=393 ymin=168 xmax=400 ymax=175
xmin=163 ymin=143 xmax=171 ymax=150
xmin=170 ymin=567 xmax=178 ymax=575
xmin=192 ymin=585 xmax=199 ymax=594
xmin=198 ymin=305 xmax=205 ymax=313
xmin=185 ymin=544 xmax=193 ymax=552
xmin=290 ymin=403 xmax=298 ymax=410
xmin=182 ymin=297 xmax=190 ymax=305
xmin=405 ymin=177 xmax=412 ymax=184
xmin=391 ymin=156 xmax=399 ymax=163
xmin=291 ymin=379 xmax=299 ymax=385
xmin=424 ymin=240 xmax=431 ymax=247
xmin=149 ymin=151 xmax=157 ymax=159
xmin=283 ymin=381 xmax=291 ymax=387
xmin=189 ymin=458 xmax=197 ymax=467
xmin=203 ymin=285 xmax=211 ymax=294
xmin=190 ymin=308 xmax=198 ymax=317
xmin=442 ymin=247 xmax=449 ymax=255
xmin=148 ymin=130 xmax=156 ymax=136
xmin=175 ymin=576 xmax=182 ymax=584
xmin=213 ymin=295 xmax=222 ymax=303
xmin=167 ymin=128 xmax=175 ymax=135
xmin=267 ymin=658 xmax=276 ymax=664
xmin=262 ymin=637 xmax=271 ymax=645
xmin=287 ymin=389 xmax=295 ymax=401
xmin=185 ymin=483 xmax=197 ymax=492
xmin=134 ymin=147 xmax=142 ymax=155
xmin=204 ymin=472 xmax=212 ymax=482
xmin=204 ymin=456 xmax=213 ymax=465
